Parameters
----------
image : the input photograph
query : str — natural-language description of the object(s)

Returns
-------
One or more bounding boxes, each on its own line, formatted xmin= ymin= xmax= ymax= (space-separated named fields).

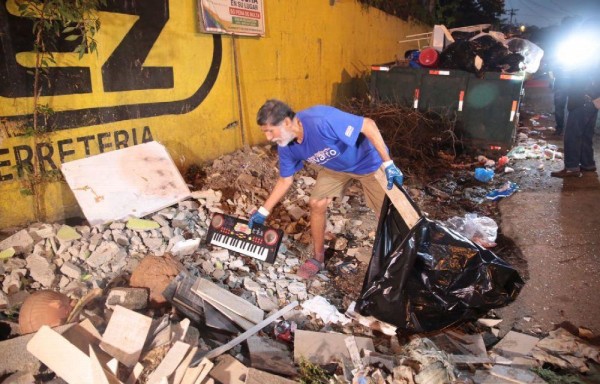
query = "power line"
xmin=506 ymin=8 xmax=518 ymax=24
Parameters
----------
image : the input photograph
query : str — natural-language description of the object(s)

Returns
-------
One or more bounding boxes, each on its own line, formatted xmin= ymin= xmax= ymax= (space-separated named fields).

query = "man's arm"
xmin=263 ymin=176 xmax=294 ymax=212
xmin=360 ymin=117 xmax=391 ymax=162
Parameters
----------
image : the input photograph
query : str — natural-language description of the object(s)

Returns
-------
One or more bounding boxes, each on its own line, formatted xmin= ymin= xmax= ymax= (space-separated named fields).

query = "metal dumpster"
xmin=370 ymin=64 xmax=524 ymax=153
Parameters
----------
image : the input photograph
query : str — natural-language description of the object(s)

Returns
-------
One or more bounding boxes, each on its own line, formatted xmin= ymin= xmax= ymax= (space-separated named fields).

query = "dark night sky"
xmin=506 ymin=0 xmax=600 ymax=27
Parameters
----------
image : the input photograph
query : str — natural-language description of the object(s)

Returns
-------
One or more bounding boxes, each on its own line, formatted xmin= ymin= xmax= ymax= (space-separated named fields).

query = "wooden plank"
xmin=180 ymin=357 xmax=213 ymax=384
xmin=125 ymin=363 xmax=144 ymax=384
xmin=449 ymin=354 xmax=493 ymax=364
xmin=374 ymin=167 xmax=421 ymax=229
xmin=172 ymin=346 xmax=198 ymax=384
xmin=62 ymin=319 xmax=113 ymax=367
xmin=205 ymin=299 xmax=255 ymax=331
xmin=61 ymin=141 xmax=191 ymax=225
xmin=294 ymin=330 xmax=374 ymax=365
xmin=245 ymin=368 xmax=297 ymax=384
xmin=246 ymin=336 xmax=296 ymax=376
xmin=345 ymin=301 xmax=396 ymax=336
xmin=100 ymin=305 xmax=153 ymax=367
xmin=492 ymin=331 xmax=540 ymax=359
xmin=490 ymin=365 xmax=547 ymax=384
xmin=209 ymin=355 xmax=247 ymax=384
xmin=89 ymin=345 xmax=111 ymax=384
xmin=27 ymin=325 xmax=93 ymax=384
xmin=191 ymin=301 xmax=298 ymax=366
xmin=191 ymin=278 xmax=264 ymax=324
xmin=146 ymin=341 xmax=190 ymax=384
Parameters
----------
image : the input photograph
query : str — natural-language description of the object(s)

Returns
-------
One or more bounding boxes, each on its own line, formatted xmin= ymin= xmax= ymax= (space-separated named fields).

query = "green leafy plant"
xmin=16 ymin=0 xmax=105 ymax=220
xmin=532 ymin=367 xmax=586 ymax=384
xmin=298 ymin=359 xmax=331 ymax=384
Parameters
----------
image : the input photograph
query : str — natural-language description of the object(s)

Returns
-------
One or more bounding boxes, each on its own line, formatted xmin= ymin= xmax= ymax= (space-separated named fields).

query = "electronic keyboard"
xmin=206 ymin=213 xmax=283 ymax=263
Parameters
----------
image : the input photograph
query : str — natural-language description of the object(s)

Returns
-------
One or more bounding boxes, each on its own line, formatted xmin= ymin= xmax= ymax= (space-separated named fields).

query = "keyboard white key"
xmin=210 ymin=232 xmax=269 ymax=261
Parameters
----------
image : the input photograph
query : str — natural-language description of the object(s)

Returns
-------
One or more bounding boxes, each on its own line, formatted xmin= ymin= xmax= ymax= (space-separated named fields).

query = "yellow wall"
xmin=0 ymin=0 xmax=427 ymax=228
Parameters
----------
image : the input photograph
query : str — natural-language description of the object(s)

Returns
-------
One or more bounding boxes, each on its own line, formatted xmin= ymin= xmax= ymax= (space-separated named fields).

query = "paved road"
xmin=496 ymin=82 xmax=600 ymax=336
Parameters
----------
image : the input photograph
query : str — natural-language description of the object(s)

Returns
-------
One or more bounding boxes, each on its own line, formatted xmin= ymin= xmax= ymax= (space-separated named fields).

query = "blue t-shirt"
xmin=278 ymin=106 xmax=383 ymax=177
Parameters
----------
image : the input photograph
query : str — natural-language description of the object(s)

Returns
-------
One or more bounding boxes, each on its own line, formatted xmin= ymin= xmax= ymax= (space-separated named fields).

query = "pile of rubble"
xmin=1 ymin=144 xmax=599 ymax=383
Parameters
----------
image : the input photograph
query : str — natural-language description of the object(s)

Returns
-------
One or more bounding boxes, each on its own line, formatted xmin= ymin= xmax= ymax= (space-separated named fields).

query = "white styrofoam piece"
xmin=61 ymin=141 xmax=190 ymax=225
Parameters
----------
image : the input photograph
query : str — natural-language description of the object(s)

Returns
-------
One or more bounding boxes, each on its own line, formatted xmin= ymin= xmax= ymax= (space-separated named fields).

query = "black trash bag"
xmin=497 ymin=53 xmax=526 ymax=73
xmin=438 ymin=40 xmax=481 ymax=75
xmin=356 ymin=194 xmax=524 ymax=334
xmin=470 ymin=34 xmax=513 ymax=72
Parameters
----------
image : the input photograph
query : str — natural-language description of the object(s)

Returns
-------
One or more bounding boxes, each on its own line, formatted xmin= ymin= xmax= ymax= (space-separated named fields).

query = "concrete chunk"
xmin=56 ymin=225 xmax=81 ymax=242
xmin=86 ymin=242 xmax=123 ymax=268
xmin=60 ymin=261 xmax=82 ymax=279
xmin=26 ymin=255 xmax=56 ymax=287
xmin=106 ymin=287 xmax=149 ymax=310
xmin=0 ymin=229 xmax=34 ymax=255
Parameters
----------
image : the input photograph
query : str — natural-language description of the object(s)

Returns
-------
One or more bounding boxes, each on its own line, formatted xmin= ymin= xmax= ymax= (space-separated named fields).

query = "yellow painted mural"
xmin=0 ymin=0 xmax=427 ymax=228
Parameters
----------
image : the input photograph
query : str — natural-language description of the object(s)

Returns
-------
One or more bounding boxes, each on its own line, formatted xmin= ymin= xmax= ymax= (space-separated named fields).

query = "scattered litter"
xmin=475 ymin=167 xmax=495 ymax=182
xmin=485 ymin=181 xmax=519 ymax=201
xmin=301 ymin=295 xmax=351 ymax=325
xmin=446 ymin=213 xmax=498 ymax=247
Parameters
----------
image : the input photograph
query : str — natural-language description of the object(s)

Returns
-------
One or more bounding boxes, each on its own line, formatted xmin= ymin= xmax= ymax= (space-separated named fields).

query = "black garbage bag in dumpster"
xmin=438 ymin=40 xmax=481 ymax=75
xmin=356 ymin=195 xmax=524 ymax=334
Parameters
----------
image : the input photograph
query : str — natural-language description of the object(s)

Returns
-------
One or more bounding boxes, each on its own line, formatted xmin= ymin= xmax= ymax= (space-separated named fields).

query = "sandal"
xmin=296 ymin=258 xmax=325 ymax=279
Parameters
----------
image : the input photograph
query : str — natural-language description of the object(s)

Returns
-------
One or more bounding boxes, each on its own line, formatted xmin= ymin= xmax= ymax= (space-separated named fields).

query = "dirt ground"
xmin=495 ymin=83 xmax=600 ymax=337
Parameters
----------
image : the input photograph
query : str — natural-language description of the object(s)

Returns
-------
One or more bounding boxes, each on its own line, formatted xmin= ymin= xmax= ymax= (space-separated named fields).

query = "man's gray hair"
xmin=256 ymin=99 xmax=296 ymax=125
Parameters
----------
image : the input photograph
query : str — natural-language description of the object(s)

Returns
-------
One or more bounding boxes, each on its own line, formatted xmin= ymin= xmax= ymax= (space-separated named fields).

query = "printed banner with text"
xmin=198 ymin=0 xmax=265 ymax=36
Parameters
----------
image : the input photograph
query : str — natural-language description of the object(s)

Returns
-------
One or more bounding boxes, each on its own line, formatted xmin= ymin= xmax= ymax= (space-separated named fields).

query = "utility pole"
xmin=506 ymin=8 xmax=518 ymax=25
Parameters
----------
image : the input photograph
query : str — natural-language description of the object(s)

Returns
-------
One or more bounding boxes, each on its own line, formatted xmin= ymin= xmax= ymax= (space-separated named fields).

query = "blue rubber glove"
xmin=248 ymin=206 xmax=269 ymax=228
xmin=384 ymin=161 xmax=404 ymax=189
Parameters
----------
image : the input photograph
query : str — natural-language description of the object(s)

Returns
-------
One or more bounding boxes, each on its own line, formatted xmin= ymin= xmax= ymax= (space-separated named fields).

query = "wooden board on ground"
xmin=100 ymin=305 xmax=153 ymax=367
xmin=209 ymin=355 xmax=248 ymax=384
xmin=245 ymin=368 xmax=297 ymax=384
xmin=294 ymin=330 xmax=375 ymax=365
xmin=191 ymin=278 xmax=264 ymax=324
xmin=490 ymin=365 xmax=547 ymax=383
xmin=146 ymin=341 xmax=190 ymax=384
xmin=180 ymin=357 xmax=213 ymax=384
xmin=172 ymin=346 xmax=198 ymax=384
xmin=246 ymin=336 xmax=297 ymax=376
xmin=492 ymin=331 xmax=540 ymax=359
xmin=61 ymin=141 xmax=191 ymax=225
xmin=374 ymin=167 xmax=421 ymax=229
xmin=62 ymin=319 xmax=112 ymax=367
xmin=27 ymin=325 xmax=94 ymax=384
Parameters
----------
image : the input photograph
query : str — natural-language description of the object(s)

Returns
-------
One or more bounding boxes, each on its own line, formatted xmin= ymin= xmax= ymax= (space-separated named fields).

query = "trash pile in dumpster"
xmin=1 ymin=107 xmax=598 ymax=383
xmin=401 ymin=24 xmax=544 ymax=76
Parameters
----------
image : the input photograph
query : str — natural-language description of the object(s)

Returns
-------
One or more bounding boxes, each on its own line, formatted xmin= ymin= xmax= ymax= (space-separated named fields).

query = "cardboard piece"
xmin=492 ymin=331 xmax=540 ymax=359
xmin=293 ymin=330 xmax=375 ymax=365
xmin=100 ymin=305 xmax=153 ymax=367
xmin=61 ymin=141 xmax=191 ymax=225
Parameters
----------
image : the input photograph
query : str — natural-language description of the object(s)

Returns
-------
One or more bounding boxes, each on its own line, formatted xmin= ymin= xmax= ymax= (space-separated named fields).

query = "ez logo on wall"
xmin=0 ymin=0 xmax=222 ymax=130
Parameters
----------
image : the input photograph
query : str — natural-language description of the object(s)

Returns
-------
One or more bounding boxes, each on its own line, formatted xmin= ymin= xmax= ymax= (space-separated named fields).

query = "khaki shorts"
xmin=310 ymin=167 xmax=386 ymax=214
